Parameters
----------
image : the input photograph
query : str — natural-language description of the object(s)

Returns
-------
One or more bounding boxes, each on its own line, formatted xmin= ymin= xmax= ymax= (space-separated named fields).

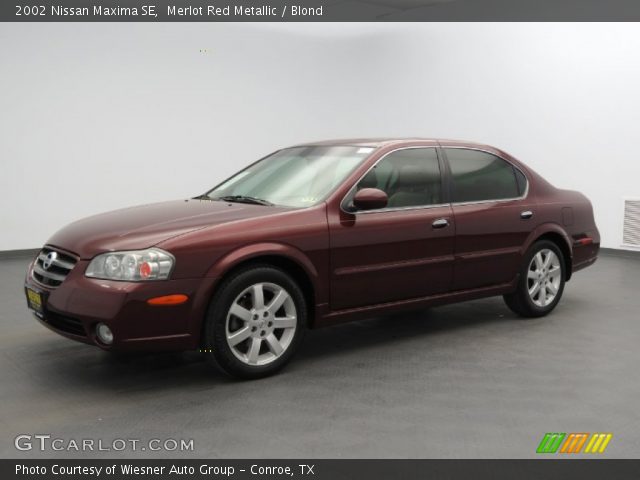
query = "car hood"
xmin=47 ymin=199 xmax=292 ymax=259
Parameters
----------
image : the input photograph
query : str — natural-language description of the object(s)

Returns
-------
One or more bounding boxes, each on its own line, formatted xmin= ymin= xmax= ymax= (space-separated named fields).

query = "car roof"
xmin=292 ymin=138 xmax=495 ymax=150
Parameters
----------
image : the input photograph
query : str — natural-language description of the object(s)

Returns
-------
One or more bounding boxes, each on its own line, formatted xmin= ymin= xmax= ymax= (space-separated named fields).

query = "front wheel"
xmin=203 ymin=265 xmax=306 ymax=379
xmin=503 ymin=240 xmax=566 ymax=318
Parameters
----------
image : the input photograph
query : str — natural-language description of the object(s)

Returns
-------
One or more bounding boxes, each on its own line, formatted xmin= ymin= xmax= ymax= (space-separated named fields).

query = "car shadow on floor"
xmin=26 ymin=297 xmax=521 ymax=393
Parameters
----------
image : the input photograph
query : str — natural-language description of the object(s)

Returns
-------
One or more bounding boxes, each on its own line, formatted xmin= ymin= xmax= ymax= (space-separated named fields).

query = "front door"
xmin=329 ymin=147 xmax=455 ymax=311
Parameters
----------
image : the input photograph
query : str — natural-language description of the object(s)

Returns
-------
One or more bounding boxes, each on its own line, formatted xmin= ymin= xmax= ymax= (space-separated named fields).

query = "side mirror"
xmin=353 ymin=188 xmax=388 ymax=211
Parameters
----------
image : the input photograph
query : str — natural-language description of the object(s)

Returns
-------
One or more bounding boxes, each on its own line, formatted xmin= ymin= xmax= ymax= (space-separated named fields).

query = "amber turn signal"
xmin=147 ymin=294 xmax=189 ymax=306
xmin=574 ymin=237 xmax=593 ymax=246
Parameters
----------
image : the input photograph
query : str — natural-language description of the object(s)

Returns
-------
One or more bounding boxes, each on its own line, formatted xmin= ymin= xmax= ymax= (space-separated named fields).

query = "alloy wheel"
xmin=225 ymin=282 xmax=297 ymax=366
xmin=527 ymin=249 xmax=562 ymax=307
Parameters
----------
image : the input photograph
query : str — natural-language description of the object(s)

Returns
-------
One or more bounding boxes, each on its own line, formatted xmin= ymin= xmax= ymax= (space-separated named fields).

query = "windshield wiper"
xmin=193 ymin=194 xmax=213 ymax=200
xmin=216 ymin=195 xmax=274 ymax=206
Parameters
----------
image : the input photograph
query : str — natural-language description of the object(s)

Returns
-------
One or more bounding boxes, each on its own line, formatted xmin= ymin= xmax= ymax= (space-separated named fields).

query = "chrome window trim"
xmin=442 ymin=145 xmax=529 ymax=206
xmin=349 ymin=202 xmax=451 ymax=215
xmin=340 ymin=146 xmax=446 ymax=215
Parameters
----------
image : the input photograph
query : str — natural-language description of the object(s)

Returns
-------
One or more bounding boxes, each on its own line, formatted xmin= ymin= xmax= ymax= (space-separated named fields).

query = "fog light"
xmin=95 ymin=323 xmax=113 ymax=345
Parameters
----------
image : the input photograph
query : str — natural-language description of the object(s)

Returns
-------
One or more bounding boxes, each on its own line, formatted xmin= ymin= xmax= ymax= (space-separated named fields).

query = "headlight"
xmin=85 ymin=248 xmax=174 ymax=281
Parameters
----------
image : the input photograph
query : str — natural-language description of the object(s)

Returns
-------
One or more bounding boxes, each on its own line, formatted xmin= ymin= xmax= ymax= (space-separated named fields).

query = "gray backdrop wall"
xmin=1 ymin=23 xmax=637 ymax=251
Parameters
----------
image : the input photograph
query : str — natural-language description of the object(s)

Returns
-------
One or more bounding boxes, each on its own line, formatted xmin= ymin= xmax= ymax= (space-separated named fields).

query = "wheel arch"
xmin=204 ymin=243 xmax=318 ymax=329
xmin=524 ymin=224 xmax=573 ymax=281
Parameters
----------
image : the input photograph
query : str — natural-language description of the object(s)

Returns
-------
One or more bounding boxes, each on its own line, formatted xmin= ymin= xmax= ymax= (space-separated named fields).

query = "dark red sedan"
xmin=24 ymin=139 xmax=599 ymax=378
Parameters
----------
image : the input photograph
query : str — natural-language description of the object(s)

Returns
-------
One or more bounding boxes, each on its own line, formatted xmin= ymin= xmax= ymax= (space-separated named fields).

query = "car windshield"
xmin=204 ymin=145 xmax=375 ymax=208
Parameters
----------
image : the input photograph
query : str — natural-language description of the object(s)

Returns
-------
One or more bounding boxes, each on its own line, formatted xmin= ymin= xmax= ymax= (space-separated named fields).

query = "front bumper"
xmin=25 ymin=258 xmax=217 ymax=351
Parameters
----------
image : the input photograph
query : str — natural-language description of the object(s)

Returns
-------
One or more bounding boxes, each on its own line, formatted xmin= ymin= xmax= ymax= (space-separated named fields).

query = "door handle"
xmin=520 ymin=210 xmax=533 ymax=220
xmin=432 ymin=218 xmax=450 ymax=229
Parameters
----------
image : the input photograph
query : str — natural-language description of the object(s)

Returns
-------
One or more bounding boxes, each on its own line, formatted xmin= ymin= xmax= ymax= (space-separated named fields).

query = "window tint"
xmin=355 ymin=148 xmax=442 ymax=209
xmin=514 ymin=167 xmax=528 ymax=196
xmin=446 ymin=149 xmax=521 ymax=202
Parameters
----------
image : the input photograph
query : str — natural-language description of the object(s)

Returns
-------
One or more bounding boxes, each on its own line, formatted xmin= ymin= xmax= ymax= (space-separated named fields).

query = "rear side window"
xmin=356 ymin=148 xmax=442 ymax=209
xmin=514 ymin=167 xmax=528 ymax=196
xmin=445 ymin=148 xmax=522 ymax=203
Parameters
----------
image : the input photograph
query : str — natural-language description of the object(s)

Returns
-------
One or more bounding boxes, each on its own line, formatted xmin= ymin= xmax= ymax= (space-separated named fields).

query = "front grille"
xmin=44 ymin=311 xmax=86 ymax=336
xmin=32 ymin=247 xmax=77 ymax=288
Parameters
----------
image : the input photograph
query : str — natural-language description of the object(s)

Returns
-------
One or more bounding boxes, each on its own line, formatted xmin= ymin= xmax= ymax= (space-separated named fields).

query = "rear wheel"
xmin=203 ymin=265 xmax=306 ymax=379
xmin=503 ymin=240 xmax=566 ymax=318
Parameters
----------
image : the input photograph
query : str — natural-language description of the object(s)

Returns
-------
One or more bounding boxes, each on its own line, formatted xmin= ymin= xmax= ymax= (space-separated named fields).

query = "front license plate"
xmin=26 ymin=287 xmax=44 ymax=315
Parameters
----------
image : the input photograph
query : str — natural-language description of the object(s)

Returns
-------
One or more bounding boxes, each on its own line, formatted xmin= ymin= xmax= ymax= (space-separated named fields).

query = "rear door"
xmin=442 ymin=147 xmax=534 ymax=291
xmin=328 ymin=147 xmax=455 ymax=311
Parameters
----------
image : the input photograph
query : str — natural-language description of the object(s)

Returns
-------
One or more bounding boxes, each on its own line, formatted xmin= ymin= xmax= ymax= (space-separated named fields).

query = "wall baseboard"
xmin=0 ymin=248 xmax=39 ymax=260
xmin=600 ymin=247 xmax=640 ymax=259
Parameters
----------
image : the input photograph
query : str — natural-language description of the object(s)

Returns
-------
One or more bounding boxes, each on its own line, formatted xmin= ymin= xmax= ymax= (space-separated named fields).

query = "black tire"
xmin=503 ymin=240 xmax=566 ymax=318
xmin=203 ymin=265 xmax=306 ymax=379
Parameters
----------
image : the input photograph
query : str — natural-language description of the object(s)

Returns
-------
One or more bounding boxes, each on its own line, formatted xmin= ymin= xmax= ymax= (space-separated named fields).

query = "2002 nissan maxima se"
xmin=25 ymin=139 xmax=599 ymax=378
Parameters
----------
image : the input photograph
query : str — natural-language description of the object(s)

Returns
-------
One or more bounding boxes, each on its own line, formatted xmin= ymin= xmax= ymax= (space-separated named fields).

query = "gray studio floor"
xmin=1 ymin=251 xmax=638 ymax=458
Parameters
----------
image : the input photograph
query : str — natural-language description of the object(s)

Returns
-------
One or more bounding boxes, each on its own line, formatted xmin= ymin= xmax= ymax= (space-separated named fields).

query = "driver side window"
xmin=356 ymin=148 xmax=442 ymax=209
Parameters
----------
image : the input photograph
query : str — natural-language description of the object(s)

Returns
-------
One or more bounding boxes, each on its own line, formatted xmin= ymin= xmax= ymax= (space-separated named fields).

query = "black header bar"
xmin=5 ymin=0 xmax=640 ymax=22
xmin=4 ymin=459 xmax=640 ymax=480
